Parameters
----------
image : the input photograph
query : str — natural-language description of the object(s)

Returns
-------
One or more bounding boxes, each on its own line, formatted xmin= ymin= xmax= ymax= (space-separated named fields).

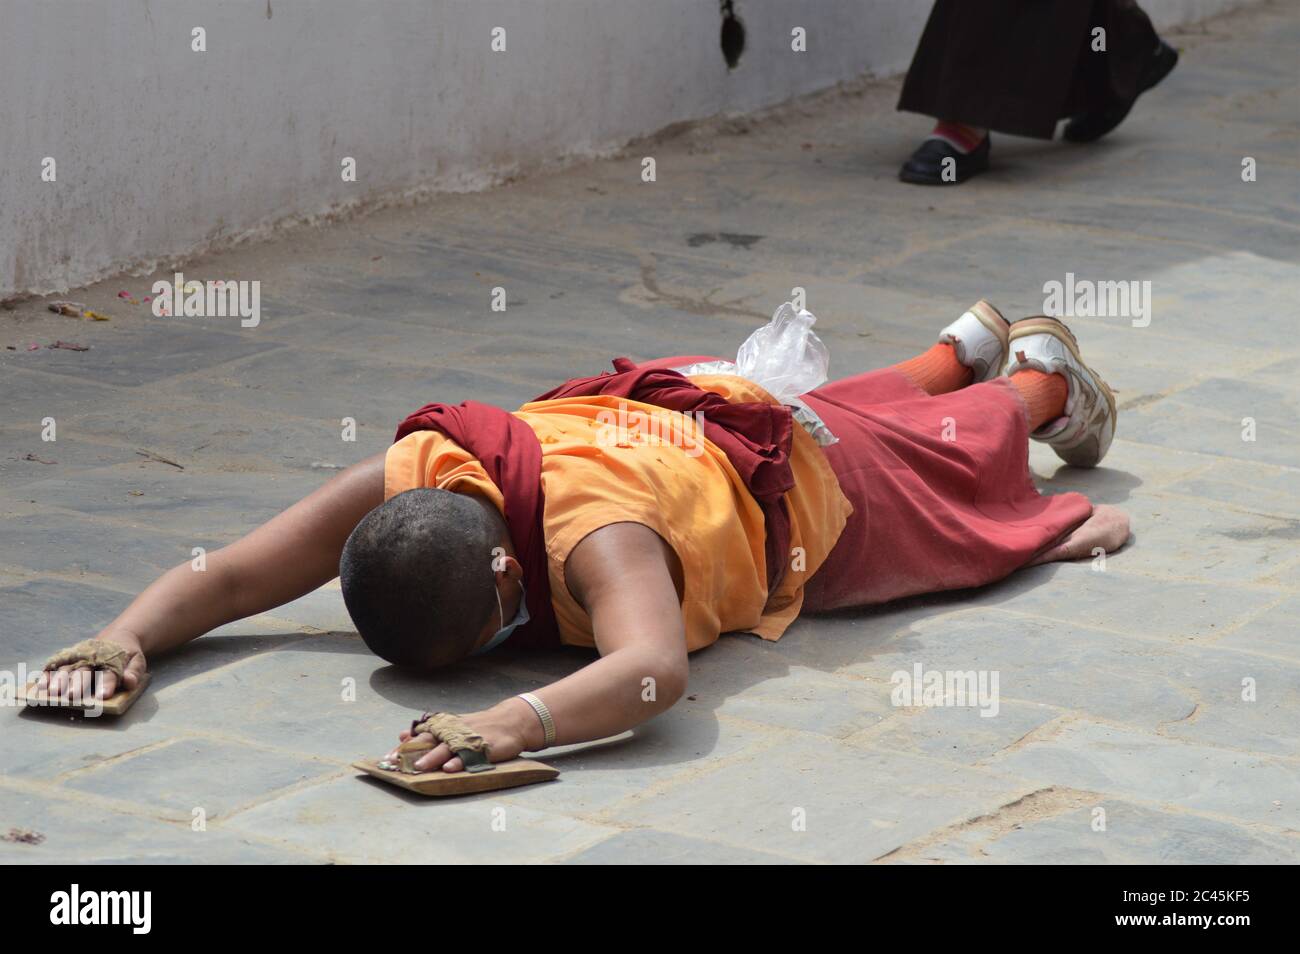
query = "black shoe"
xmin=1063 ymin=39 xmax=1179 ymax=143
xmin=898 ymin=134 xmax=990 ymax=185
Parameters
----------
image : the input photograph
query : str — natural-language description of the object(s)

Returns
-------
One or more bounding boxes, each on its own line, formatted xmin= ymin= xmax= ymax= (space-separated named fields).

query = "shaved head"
xmin=340 ymin=488 xmax=502 ymax=669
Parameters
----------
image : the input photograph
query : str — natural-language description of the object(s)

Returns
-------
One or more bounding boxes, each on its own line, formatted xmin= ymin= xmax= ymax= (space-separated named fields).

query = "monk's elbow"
xmin=644 ymin=651 xmax=689 ymax=709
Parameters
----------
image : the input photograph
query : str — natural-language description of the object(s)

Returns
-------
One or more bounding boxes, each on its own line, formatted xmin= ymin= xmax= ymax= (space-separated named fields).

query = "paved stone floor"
xmin=2 ymin=2 xmax=1298 ymax=864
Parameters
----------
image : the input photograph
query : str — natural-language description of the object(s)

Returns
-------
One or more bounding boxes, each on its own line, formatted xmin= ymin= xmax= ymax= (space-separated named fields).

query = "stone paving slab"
xmin=61 ymin=736 xmax=338 ymax=823
xmin=1214 ymin=595 xmax=1300 ymax=660
xmin=959 ymin=561 xmax=1280 ymax=643
xmin=0 ymin=783 xmax=312 ymax=865
xmin=562 ymin=827 xmax=799 ymax=865
xmin=1 ymin=713 xmax=173 ymax=781
xmin=499 ymin=710 xmax=770 ymax=818
xmin=0 ymin=511 xmax=197 ymax=590
xmin=1 ymin=426 xmax=145 ymax=491
xmin=1104 ymin=492 xmax=1299 ymax=584
xmin=1027 ymin=438 xmax=1206 ymax=504
xmin=984 ymin=721 xmax=1300 ymax=829
xmin=0 ymin=367 xmax=141 ymax=483
xmin=839 ymin=609 xmax=1300 ymax=756
xmin=222 ymin=773 xmax=616 ymax=864
xmin=9 ymin=463 xmax=322 ymax=540
xmin=47 ymin=401 xmax=390 ymax=477
xmin=1163 ymin=457 xmax=1300 ymax=519
xmin=1036 ymin=322 xmax=1266 ymax=406
xmin=759 ymin=597 xmax=979 ymax=673
xmin=899 ymin=797 xmax=1300 ymax=865
xmin=847 ymin=700 xmax=1062 ymax=767
xmin=257 ymin=584 xmax=358 ymax=634
xmin=872 ymin=226 xmax=1204 ymax=306
xmin=603 ymin=732 xmax=1035 ymax=863
xmin=83 ymin=626 xmax=315 ymax=697
xmin=0 ymin=322 xmax=283 ymax=387
xmin=837 ymin=612 xmax=1194 ymax=727
xmin=150 ymin=343 xmax=527 ymax=429
xmin=1099 ymin=251 xmax=1300 ymax=350
xmin=0 ymin=578 xmax=136 ymax=666
xmin=145 ymin=633 xmax=512 ymax=762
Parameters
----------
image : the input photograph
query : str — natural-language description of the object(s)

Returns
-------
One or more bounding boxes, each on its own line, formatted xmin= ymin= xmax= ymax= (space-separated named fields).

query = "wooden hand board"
xmin=352 ymin=756 xmax=559 ymax=797
xmin=17 ymin=672 xmax=151 ymax=716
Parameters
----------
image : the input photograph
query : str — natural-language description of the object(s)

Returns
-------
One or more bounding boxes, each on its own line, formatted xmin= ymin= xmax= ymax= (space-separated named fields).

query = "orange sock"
xmin=893 ymin=343 xmax=972 ymax=395
xmin=1009 ymin=369 xmax=1068 ymax=430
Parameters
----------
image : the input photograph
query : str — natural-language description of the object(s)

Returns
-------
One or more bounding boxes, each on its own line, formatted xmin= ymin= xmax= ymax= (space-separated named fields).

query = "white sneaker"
xmin=938 ymin=300 xmax=1010 ymax=382
xmin=1005 ymin=316 xmax=1117 ymax=468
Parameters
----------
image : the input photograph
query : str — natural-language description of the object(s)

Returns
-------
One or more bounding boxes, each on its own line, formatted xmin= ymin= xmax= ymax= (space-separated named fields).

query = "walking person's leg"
xmin=894 ymin=0 xmax=1177 ymax=183
xmin=895 ymin=0 xmax=1096 ymax=184
xmin=1063 ymin=0 xmax=1178 ymax=143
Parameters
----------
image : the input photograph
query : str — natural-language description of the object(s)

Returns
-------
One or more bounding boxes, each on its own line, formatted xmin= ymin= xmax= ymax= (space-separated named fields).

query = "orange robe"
xmin=384 ymin=374 xmax=851 ymax=652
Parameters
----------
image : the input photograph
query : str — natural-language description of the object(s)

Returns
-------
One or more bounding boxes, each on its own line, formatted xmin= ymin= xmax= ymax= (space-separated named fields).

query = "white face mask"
xmin=472 ymin=580 xmax=528 ymax=656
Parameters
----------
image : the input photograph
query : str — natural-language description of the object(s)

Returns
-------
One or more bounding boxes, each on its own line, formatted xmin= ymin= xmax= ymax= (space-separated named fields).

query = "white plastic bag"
xmin=671 ymin=301 xmax=838 ymax=446
xmin=734 ymin=302 xmax=830 ymax=403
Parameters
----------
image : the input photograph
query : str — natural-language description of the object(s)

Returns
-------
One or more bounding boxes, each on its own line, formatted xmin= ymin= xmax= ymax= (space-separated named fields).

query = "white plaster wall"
xmin=0 ymin=0 xmax=1256 ymax=300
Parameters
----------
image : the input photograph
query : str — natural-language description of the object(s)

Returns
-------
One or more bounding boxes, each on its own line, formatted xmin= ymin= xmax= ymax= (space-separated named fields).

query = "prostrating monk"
xmin=36 ymin=303 xmax=1129 ymax=772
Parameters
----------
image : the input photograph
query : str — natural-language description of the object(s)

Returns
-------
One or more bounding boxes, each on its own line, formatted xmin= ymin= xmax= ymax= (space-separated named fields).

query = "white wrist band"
xmin=517 ymin=692 xmax=556 ymax=749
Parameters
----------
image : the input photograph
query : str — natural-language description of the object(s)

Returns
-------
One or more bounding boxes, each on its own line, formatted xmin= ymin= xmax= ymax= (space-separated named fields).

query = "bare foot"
xmin=1028 ymin=504 xmax=1131 ymax=566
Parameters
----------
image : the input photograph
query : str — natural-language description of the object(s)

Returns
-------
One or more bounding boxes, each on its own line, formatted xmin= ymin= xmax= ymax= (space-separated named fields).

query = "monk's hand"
xmin=36 ymin=632 xmax=148 ymax=701
xmin=386 ymin=705 xmax=531 ymax=773
xmin=1029 ymin=503 xmax=1131 ymax=566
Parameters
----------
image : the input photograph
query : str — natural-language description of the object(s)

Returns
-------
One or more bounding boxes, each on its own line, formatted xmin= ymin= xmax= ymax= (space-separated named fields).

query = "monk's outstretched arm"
xmin=394 ymin=522 xmax=691 ymax=770
xmin=41 ymin=453 xmax=385 ymax=700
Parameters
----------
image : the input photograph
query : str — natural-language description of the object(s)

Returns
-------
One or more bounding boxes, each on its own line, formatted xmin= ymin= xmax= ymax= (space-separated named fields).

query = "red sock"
xmin=893 ymin=343 xmax=973 ymax=395
xmin=1009 ymin=369 xmax=1068 ymax=430
xmin=929 ymin=121 xmax=986 ymax=154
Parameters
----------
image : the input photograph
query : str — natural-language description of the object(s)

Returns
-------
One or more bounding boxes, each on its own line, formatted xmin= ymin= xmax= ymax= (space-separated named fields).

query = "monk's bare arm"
xmin=521 ymin=522 xmax=690 ymax=742
xmin=42 ymin=453 xmax=385 ymax=698
xmin=399 ymin=522 xmax=690 ymax=771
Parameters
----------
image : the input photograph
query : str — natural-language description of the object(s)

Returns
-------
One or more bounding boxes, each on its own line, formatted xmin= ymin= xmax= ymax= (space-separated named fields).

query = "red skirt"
xmin=642 ymin=357 xmax=1094 ymax=612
